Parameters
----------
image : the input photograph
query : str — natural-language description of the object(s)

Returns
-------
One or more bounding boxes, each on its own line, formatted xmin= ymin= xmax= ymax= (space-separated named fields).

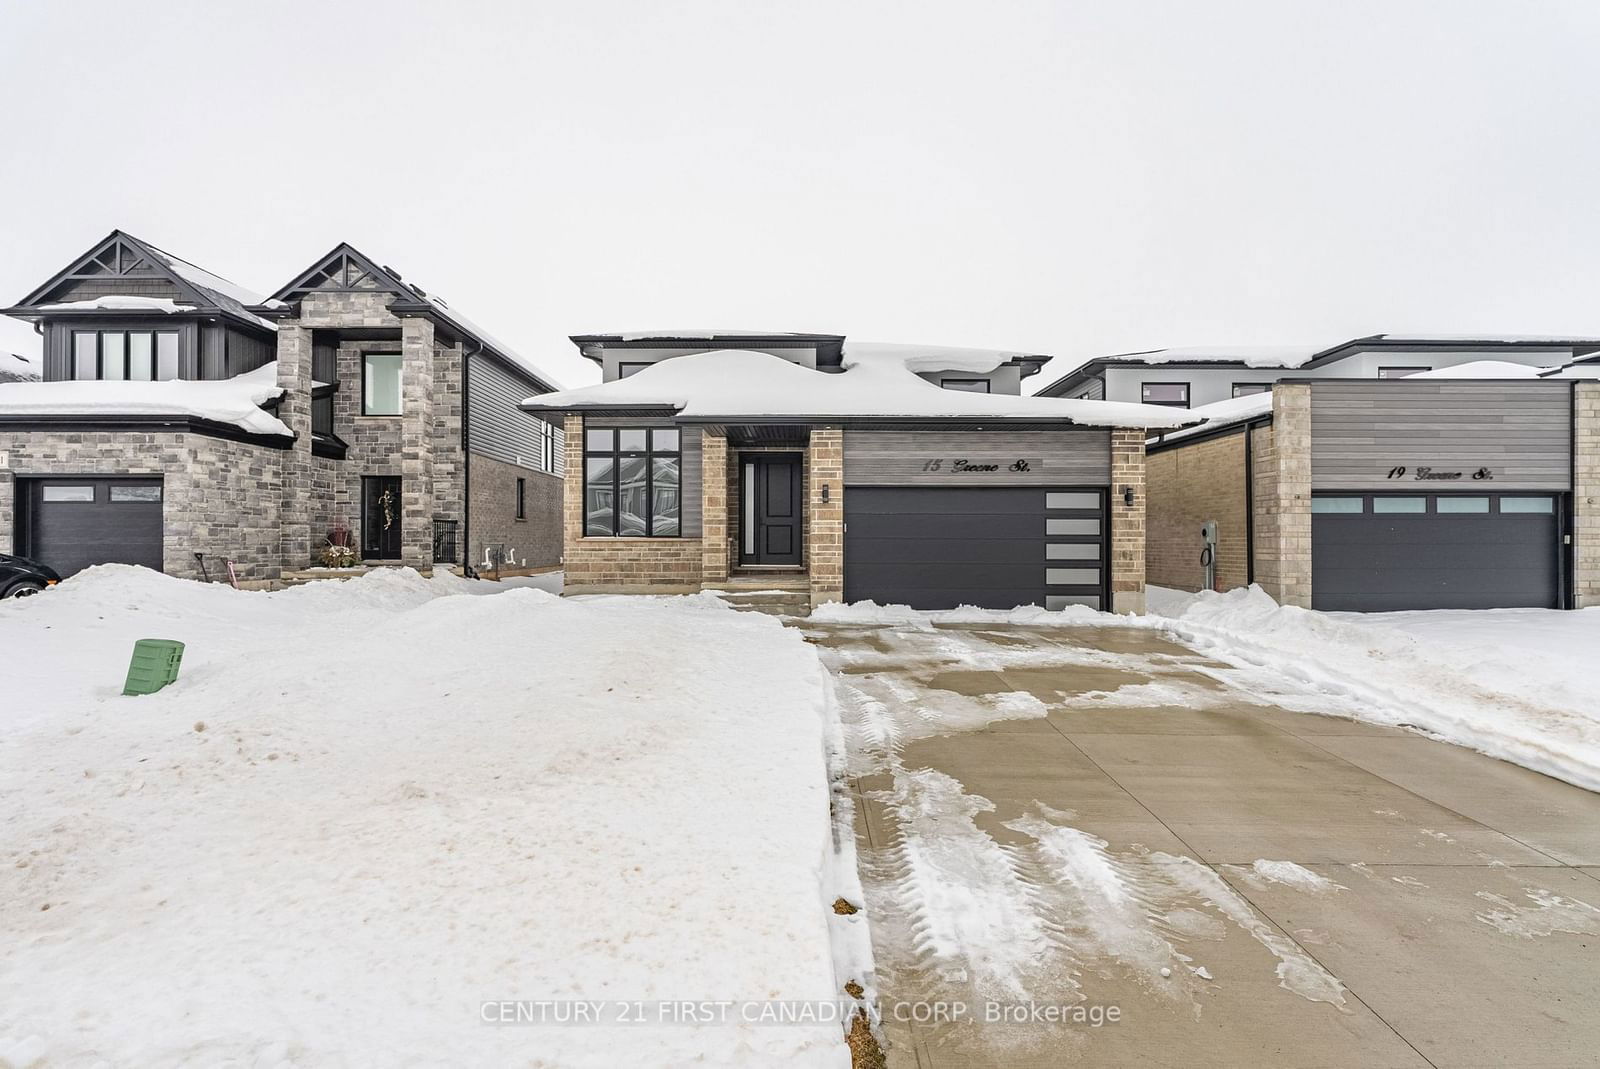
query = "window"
xmin=1501 ymin=497 xmax=1554 ymax=514
xmin=1373 ymin=497 xmax=1427 ymax=513
xmin=41 ymin=485 xmax=95 ymax=502
xmin=538 ymin=420 xmax=556 ymax=473
xmin=515 ymin=477 xmax=527 ymax=520
xmin=584 ymin=426 xmax=682 ymax=537
xmin=71 ymin=330 xmax=180 ymax=381
xmin=617 ymin=361 xmax=654 ymax=379
xmin=1140 ymin=382 xmax=1190 ymax=408
xmin=940 ymin=378 xmax=991 ymax=393
xmin=1311 ymin=497 xmax=1364 ymax=514
xmin=110 ymin=484 xmax=162 ymax=503
xmin=1232 ymin=383 xmax=1272 ymax=398
xmin=363 ymin=353 xmax=403 ymax=415
xmin=1378 ymin=366 xmax=1430 ymax=379
xmin=1437 ymin=497 xmax=1489 ymax=513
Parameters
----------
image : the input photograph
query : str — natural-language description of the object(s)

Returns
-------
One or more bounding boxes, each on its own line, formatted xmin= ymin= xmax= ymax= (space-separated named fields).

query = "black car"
xmin=0 ymin=553 xmax=60 ymax=598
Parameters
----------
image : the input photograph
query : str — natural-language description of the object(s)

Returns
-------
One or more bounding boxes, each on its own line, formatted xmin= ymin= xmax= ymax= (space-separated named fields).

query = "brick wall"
xmin=1146 ymin=431 xmax=1250 ymax=592
xmin=467 ymin=452 xmax=561 ymax=569
xmin=1576 ymin=382 xmax=1600 ymax=607
xmin=807 ymin=428 xmax=844 ymax=606
xmin=560 ymin=414 xmax=705 ymax=592
xmin=702 ymin=431 xmax=730 ymax=582
xmin=1257 ymin=385 xmax=1312 ymax=607
xmin=1109 ymin=428 xmax=1147 ymax=613
xmin=0 ymin=430 xmax=285 ymax=582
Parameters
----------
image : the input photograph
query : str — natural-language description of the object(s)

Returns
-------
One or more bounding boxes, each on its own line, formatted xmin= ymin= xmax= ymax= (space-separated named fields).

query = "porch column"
xmin=1109 ymin=428 xmax=1147 ymax=614
xmin=399 ymin=317 xmax=436 ymax=566
xmin=807 ymin=427 xmax=844 ymax=607
xmin=276 ymin=323 xmax=314 ymax=573
xmin=1575 ymin=382 xmax=1600 ymax=607
xmin=1256 ymin=383 xmax=1312 ymax=608
xmin=701 ymin=430 xmax=729 ymax=584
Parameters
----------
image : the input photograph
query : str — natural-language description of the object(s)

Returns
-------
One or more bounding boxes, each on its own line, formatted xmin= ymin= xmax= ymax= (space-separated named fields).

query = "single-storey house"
xmin=523 ymin=332 xmax=1194 ymax=611
xmin=1143 ymin=366 xmax=1600 ymax=611
xmin=0 ymin=231 xmax=565 ymax=584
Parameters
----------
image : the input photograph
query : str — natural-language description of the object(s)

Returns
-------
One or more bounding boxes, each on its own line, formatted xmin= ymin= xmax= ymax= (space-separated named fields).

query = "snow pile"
xmin=0 ymin=568 xmax=851 ymax=1067
xmin=524 ymin=347 xmax=1197 ymax=429
xmin=35 ymin=295 xmax=197 ymax=314
xmin=809 ymin=599 xmax=1123 ymax=629
xmin=1149 ymin=391 xmax=1273 ymax=444
xmin=1412 ymin=361 xmax=1549 ymax=379
xmin=0 ymin=364 xmax=288 ymax=435
xmin=1151 ymin=586 xmax=1600 ymax=791
xmin=1108 ymin=344 xmax=1326 ymax=368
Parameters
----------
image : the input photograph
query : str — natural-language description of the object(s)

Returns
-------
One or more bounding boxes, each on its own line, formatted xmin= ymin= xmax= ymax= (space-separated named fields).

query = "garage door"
xmin=844 ymin=486 xmax=1106 ymax=610
xmin=26 ymin=478 xmax=164 ymax=578
xmin=1312 ymin=492 xmax=1562 ymax=611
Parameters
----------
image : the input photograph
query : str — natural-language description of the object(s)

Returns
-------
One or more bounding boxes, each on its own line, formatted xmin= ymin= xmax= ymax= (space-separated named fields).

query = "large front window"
xmin=363 ymin=353 xmax=403 ymax=415
xmin=584 ymin=426 xmax=681 ymax=537
xmin=72 ymin=330 xmax=179 ymax=381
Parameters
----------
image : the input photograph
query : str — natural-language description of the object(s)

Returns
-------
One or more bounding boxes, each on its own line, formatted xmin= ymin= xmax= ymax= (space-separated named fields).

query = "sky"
xmin=3 ymin=0 xmax=1600 ymax=389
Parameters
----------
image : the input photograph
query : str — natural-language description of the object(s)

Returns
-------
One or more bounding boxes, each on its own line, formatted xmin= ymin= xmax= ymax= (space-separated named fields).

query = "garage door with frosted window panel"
xmin=843 ymin=486 xmax=1107 ymax=610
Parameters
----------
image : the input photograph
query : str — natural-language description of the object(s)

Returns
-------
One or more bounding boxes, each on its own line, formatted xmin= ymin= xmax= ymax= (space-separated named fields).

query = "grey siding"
xmin=1309 ymin=380 xmax=1573 ymax=491
xmin=467 ymin=354 xmax=564 ymax=475
xmin=225 ymin=328 xmax=277 ymax=376
xmin=843 ymin=428 xmax=1112 ymax=486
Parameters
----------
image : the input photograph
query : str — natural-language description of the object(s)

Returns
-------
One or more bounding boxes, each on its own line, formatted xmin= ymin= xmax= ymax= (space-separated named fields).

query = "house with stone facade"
xmin=522 ymin=332 xmax=1194 ymax=611
xmin=0 ymin=231 xmax=563 ymax=584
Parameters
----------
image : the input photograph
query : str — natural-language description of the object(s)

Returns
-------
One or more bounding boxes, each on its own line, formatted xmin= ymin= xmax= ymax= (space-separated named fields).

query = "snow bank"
xmin=1152 ymin=586 xmax=1600 ymax=791
xmin=0 ymin=567 xmax=850 ymax=1067
xmin=524 ymin=347 xmax=1197 ymax=429
xmin=0 ymin=364 xmax=288 ymax=435
xmin=809 ymin=599 xmax=1125 ymax=629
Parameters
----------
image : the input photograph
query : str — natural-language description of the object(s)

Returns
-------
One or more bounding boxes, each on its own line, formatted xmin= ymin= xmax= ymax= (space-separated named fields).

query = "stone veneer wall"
xmin=701 ymin=431 xmax=730 ymax=583
xmin=1576 ymin=382 xmax=1600 ymax=607
xmin=466 ymin=452 xmax=562 ymax=569
xmin=559 ymin=414 xmax=705 ymax=592
xmin=0 ymin=431 xmax=285 ymax=582
xmin=1146 ymin=432 xmax=1250 ymax=593
xmin=807 ymin=428 xmax=843 ymax=606
xmin=1257 ymin=384 xmax=1312 ymax=607
xmin=1109 ymin=428 xmax=1147 ymax=613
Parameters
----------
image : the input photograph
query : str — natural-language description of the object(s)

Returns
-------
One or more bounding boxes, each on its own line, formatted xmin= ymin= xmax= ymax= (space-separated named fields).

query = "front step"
xmin=708 ymin=585 xmax=813 ymax=617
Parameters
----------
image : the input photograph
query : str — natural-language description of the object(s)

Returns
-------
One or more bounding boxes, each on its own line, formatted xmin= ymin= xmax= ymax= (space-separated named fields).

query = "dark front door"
xmin=743 ymin=453 xmax=802 ymax=566
xmin=362 ymin=476 xmax=403 ymax=560
xmin=26 ymin=477 xmax=164 ymax=578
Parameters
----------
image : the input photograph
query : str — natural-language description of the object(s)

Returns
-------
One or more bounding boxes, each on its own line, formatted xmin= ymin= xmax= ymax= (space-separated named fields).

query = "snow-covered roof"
xmin=1412 ymin=361 xmax=1548 ymax=380
xmin=416 ymin=292 xmax=564 ymax=391
xmin=1149 ymin=392 xmax=1273 ymax=445
xmin=602 ymin=329 xmax=836 ymax=342
xmin=0 ymin=351 xmax=40 ymax=383
xmin=35 ymin=296 xmax=197 ymax=315
xmin=522 ymin=344 xmax=1195 ymax=429
xmin=138 ymin=239 xmax=275 ymax=330
xmin=0 ymin=365 xmax=289 ymax=436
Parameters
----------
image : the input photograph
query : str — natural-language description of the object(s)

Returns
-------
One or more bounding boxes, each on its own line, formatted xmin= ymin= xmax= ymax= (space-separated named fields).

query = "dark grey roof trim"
xmin=0 ymin=414 xmax=294 ymax=449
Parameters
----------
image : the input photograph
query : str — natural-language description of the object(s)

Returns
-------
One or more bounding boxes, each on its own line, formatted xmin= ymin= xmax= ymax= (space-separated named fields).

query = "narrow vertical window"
xmin=73 ymin=333 xmax=98 ymax=379
xmin=156 ymin=333 xmax=180 ymax=380
xmin=516 ymin=477 xmax=527 ymax=520
xmin=128 ymin=333 xmax=154 ymax=381
xmin=100 ymin=333 xmax=127 ymax=380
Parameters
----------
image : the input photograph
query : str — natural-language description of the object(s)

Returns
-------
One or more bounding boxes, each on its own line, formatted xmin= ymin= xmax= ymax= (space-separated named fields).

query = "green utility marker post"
xmin=123 ymin=639 xmax=186 ymax=696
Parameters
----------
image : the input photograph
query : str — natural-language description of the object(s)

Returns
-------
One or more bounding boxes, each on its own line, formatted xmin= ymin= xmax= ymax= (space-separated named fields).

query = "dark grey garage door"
xmin=844 ymin=486 xmax=1106 ymax=610
xmin=26 ymin=478 xmax=164 ymax=578
xmin=1312 ymin=492 xmax=1562 ymax=611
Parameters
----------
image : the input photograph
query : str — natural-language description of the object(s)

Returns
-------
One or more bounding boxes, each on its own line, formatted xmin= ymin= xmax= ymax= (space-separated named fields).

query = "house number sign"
xmin=1386 ymin=465 xmax=1494 ymax=482
xmin=921 ymin=458 xmax=1042 ymax=473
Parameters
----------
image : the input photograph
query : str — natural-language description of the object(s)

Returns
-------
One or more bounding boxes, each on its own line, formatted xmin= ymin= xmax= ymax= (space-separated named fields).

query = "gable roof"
xmin=262 ymin=243 xmax=562 ymax=392
xmin=6 ymin=230 xmax=273 ymax=331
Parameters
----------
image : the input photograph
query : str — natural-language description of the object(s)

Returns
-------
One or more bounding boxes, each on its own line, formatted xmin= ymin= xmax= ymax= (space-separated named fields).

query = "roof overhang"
xmin=0 ymin=413 xmax=294 ymax=449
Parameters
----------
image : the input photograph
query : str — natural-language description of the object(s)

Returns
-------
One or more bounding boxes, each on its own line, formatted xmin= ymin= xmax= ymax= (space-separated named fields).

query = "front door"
xmin=742 ymin=453 xmax=802 ymax=566
xmin=361 ymin=476 xmax=403 ymax=560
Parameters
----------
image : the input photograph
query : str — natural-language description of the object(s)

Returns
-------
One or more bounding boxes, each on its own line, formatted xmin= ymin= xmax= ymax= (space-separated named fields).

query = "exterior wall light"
xmin=822 ymin=484 xmax=831 ymax=503
xmin=1122 ymin=485 xmax=1135 ymax=507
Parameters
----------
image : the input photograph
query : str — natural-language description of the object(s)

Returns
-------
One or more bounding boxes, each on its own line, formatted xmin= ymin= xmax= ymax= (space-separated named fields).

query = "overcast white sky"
xmin=4 ymin=0 xmax=1599 ymax=388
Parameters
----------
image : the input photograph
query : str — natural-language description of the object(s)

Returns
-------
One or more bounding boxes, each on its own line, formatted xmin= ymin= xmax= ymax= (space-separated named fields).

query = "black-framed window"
xmin=1141 ymin=382 xmax=1190 ymax=408
xmin=363 ymin=352 xmax=403 ymax=415
xmin=1232 ymin=383 xmax=1272 ymax=398
xmin=1378 ymin=366 xmax=1430 ymax=379
xmin=71 ymin=330 xmax=179 ymax=382
xmin=539 ymin=420 xmax=556 ymax=473
xmin=617 ymin=361 xmax=654 ymax=380
xmin=583 ymin=426 xmax=682 ymax=537
xmin=940 ymin=378 xmax=991 ymax=393
xmin=516 ymin=477 xmax=527 ymax=520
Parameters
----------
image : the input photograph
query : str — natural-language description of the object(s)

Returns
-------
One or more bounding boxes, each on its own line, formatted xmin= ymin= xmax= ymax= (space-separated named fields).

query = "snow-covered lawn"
xmin=0 ymin=568 xmax=854 ymax=1068
xmin=1150 ymin=586 xmax=1600 ymax=791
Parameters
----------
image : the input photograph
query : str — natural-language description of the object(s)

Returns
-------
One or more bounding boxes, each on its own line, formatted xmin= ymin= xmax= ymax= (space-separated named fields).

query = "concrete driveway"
xmin=801 ymin=620 xmax=1600 ymax=1069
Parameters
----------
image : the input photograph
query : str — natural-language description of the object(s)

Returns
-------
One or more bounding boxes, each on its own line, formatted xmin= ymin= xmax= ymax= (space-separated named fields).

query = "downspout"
xmin=462 ymin=339 xmax=483 ymax=575
xmin=1244 ymin=421 xmax=1255 ymax=585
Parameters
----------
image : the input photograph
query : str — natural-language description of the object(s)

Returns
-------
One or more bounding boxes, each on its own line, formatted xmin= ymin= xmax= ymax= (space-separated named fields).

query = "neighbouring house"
xmin=1035 ymin=334 xmax=1600 ymax=407
xmin=0 ymin=231 xmax=564 ymax=584
xmin=1141 ymin=364 xmax=1600 ymax=611
xmin=522 ymin=332 xmax=1195 ymax=611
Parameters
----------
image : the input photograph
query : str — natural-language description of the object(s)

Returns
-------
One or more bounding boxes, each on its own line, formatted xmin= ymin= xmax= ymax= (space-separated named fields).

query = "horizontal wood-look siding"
xmin=1310 ymin=381 xmax=1573 ymax=491
xmin=225 ymin=328 xmax=277 ymax=377
xmin=843 ymin=427 xmax=1112 ymax=486
xmin=468 ymin=354 xmax=564 ymax=474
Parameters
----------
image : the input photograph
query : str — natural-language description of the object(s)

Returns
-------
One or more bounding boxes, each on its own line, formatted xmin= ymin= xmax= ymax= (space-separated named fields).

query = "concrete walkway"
xmin=801 ymin=621 xmax=1600 ymax=1069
